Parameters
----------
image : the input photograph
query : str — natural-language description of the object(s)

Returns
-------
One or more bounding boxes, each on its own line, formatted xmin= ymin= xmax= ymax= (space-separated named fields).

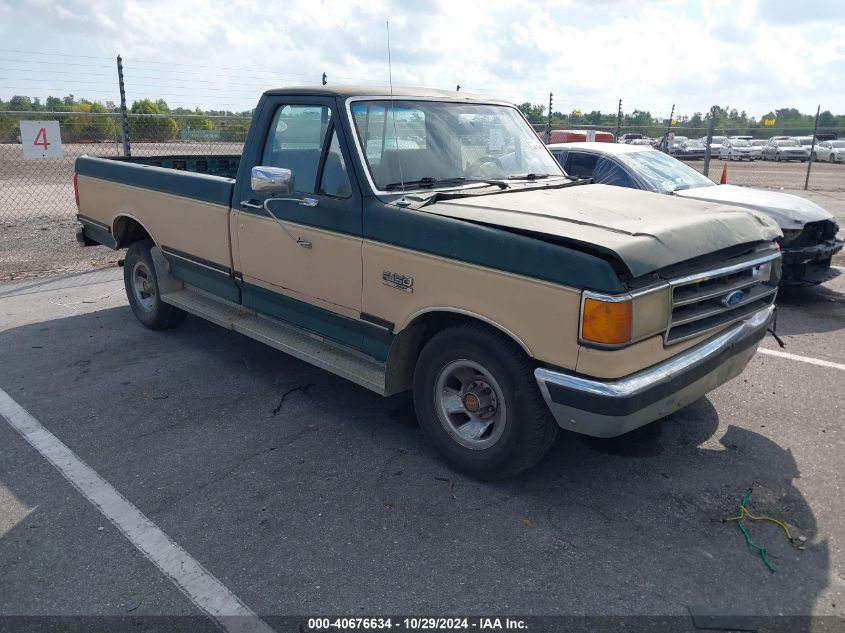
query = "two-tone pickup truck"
xmin=75 ymin=86 xmax=782 ymax=478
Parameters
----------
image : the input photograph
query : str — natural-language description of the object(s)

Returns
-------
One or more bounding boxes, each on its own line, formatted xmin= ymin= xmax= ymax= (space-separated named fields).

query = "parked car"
xmin=665 ymin=135 xmax=688 ymax=155
xmin=629 ymin=138 xmax=653 ymax=146
xmin=547 ymin=142 xmax=843 ymax=286
xmin=813 ymin=140 xmax=845 ymax=163
xmin=719 ymin=138 xmax=754 ymax=161
xmin=761 ymin=139 xmax=809 ymax=162
xmin=729 ymin=135 xmax=754 ymax=141
xmin=793 ymin=136 xmax=815 ymax=149
xmin=702 ymin=135 xmax=727 ymax=156
xmin=617 ymin=133 xmax=644 ymax=143
xmin=74 ymin=85 xmax=785 ymax=478
xmin=750 ymin=140 xmax=767 ymax=159
xmin=675 ymin=138 xmax=707 ymax=160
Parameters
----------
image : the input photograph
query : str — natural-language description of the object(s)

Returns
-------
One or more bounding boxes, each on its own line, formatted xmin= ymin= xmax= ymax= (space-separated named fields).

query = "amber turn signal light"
xmin=581 ymin=297 xmax=633 ymax=345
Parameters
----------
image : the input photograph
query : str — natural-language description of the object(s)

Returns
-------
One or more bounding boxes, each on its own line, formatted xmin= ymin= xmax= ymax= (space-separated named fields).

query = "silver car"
xmin=719 ymin=138 xmax=754 ymax=161
xmin=760 ymin=139 xmax=809 ymax=162
xmin=749 ymin=139 xmax=767 ymax=159
xmin=813 ymin=140 xmax=845 ymax=163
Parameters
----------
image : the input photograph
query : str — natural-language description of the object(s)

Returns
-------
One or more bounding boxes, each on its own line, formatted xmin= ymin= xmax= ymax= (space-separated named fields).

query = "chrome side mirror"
xmin=251 ymin=166 xmax=294 ymax=196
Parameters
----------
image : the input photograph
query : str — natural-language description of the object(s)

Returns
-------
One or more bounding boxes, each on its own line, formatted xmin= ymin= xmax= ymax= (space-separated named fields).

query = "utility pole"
xmin=116 ymin=55 xmax=131 ymax=157
xmin=322 ymin=72 xmax=327 ymax=85
xmin=663 ymin=103 xmax=675 ymax=153
xmin=805 ymin=104 xmax=820 ymax=190
xmin=546 ymin=92 xmax=553 ymax=144
xmin=615 ymin=98 xmax=622 ymax=140
xmin=703 ymin=105 xmax=718 ymax=177
xmin=456 ymin=84 xmax=460 ymax=92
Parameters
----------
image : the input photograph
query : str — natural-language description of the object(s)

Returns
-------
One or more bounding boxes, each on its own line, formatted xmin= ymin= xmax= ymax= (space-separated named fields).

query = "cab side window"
xmin=262 ymin=105 xmax=331 ymax=194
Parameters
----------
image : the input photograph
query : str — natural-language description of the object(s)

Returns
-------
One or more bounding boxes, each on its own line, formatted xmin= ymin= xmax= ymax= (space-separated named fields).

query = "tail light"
xmin=73 ymin=173 xmax=80 ymax=208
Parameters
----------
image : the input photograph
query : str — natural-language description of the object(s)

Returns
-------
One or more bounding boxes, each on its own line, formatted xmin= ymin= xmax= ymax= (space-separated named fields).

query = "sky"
xmin=0 ymin=0 xmax=844 ymax=118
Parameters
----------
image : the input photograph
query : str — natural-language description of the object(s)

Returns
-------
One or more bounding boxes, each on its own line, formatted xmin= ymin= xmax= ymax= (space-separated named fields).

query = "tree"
xmin=8 ymin=95 xmax=33 ymax=111
xmin=518 ymin=102 xmax=546 ymax=123
xmin=64 ymin=102 xmax=118 ymax=142
xmin=129 ymin=98 xmax=178 ymax=141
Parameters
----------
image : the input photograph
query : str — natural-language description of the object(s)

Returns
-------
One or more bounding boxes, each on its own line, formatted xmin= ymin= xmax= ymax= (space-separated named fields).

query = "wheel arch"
xmin=383 ymin=308 xmax=533 ymax=397
xmin=112 ymin=214 xmax=156 ymax=249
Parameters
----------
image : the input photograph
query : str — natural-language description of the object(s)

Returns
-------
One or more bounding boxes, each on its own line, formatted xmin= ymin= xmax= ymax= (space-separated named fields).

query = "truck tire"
xmin=412 ymin=322 xmax=558 ymax=479
xmin=124 ymin=239 xmax=186 ymax=330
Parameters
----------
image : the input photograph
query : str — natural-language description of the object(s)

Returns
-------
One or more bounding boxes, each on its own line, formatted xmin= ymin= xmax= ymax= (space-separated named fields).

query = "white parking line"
xmin=0 ymin=387 xmax=275 ymax=633
xmin=758 ymin=348 xmax=845 ymax=371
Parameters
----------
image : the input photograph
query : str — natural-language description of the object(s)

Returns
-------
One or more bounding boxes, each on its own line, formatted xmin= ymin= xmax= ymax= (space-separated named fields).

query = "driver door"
xmin=233 ymin=98 xmax=364 ymax=345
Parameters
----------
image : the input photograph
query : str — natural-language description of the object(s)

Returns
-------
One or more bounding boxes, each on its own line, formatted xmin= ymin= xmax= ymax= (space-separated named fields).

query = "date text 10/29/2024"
xmin=306 ymin=618 xmax=528 ymax=631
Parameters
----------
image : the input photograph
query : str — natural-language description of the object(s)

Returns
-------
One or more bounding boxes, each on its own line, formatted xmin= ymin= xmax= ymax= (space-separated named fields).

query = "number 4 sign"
xmin=19 ymin=120 xmax=63 ymax=159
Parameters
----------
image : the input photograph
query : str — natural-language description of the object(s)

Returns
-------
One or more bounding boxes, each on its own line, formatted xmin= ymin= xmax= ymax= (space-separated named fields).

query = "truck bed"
xmin=106 ymin=154 xmax=240 ymax=179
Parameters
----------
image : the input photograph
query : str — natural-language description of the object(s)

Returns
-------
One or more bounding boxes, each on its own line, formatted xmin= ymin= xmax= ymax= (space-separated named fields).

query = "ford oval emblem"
xmin=722 ymin=290 xmax=745 ymax=307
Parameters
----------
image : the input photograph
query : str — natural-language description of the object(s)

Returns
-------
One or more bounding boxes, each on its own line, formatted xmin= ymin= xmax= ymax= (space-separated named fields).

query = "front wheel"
xmin=412 ymin=323 xmax=557 ymax=479
xmin=124 ymin=240 xmax=187 ymax=330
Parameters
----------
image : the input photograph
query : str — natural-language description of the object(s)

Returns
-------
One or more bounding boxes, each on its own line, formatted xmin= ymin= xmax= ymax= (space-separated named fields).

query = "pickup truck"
xmin=74 ymin=86 xmax=782 ymax=478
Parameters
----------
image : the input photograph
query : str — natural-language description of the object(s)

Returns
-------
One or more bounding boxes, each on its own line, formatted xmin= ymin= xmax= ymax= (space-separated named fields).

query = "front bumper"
xmin=781 ymin=238 xmax=844 ymax=285
xmin=534 ymin=305 xmax=774 ymax=438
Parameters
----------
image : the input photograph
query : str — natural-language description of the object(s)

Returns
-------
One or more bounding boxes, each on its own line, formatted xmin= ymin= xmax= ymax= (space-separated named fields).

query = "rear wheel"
xmin=412 ymin=323 xmax=557 ymax=479
xmin=124 ymin=240 xmax=186 ymax=330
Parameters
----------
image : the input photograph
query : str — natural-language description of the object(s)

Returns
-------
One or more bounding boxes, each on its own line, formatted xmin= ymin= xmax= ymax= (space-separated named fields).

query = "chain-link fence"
xmin=532 ymin=122 xmax=844 ymax=192
xmin=2 ymin=110 xmax=843 ymax=281
xmin=0 ymin=111 xmax=250 ymax=281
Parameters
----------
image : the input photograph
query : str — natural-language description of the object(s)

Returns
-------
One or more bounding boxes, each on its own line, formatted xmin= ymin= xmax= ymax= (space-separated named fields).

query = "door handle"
xmin=296 ymin=238 xmax=312 ymax=249
xmin=299 ymin=197 xmax=318 ymax=207
xmin=240 ymin=199 xmax=263 ymax=210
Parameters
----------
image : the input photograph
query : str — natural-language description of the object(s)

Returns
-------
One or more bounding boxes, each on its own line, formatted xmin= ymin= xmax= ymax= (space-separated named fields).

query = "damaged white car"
xmin=548 ymin=142 xmax=844 ymax=285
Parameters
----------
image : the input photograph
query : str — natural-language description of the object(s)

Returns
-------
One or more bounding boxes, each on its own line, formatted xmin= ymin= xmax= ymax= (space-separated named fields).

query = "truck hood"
xmin=421 ymin=184 xmax=781 ymax=278
xmin=675 ymin=184 xmax=832 ymax=229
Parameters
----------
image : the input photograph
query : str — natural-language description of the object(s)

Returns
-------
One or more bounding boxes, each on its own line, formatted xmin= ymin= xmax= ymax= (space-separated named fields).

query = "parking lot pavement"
xmin=1 ymin=268 xmax=844 ymax=628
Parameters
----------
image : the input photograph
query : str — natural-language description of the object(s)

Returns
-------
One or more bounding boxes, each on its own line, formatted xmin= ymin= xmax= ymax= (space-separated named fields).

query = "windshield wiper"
xmin=506 ymin=173 xmax=551 ymax=181
xmin=383 ymin=177 xmax=507 ymax=190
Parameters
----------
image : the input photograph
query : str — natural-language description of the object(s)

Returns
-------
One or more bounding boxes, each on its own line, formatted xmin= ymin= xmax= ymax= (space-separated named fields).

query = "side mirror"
xmin=251 ymin=166 xmax=294 ymax=196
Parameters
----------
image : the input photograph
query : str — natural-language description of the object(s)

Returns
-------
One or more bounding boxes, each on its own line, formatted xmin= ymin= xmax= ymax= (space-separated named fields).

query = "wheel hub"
xmin=462 ymin=380 xmax=497 ymax=418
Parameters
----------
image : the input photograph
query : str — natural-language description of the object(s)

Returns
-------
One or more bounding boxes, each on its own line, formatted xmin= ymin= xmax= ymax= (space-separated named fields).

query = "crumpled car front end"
xmin=779 ymin=219 xmax=844 ymax=285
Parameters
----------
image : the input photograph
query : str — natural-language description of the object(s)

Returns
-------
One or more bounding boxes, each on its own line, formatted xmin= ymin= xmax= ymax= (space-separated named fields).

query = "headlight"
xmin=580 ymin=286 xmax=670 ymax=346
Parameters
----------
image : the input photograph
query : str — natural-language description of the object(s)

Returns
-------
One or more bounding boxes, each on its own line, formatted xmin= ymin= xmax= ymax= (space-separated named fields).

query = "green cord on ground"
xmin=731 ymin=487 xmax=777 ymax=573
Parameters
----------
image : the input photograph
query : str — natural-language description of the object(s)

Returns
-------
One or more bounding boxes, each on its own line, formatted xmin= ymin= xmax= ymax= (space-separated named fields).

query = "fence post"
xmin=804 ymin=104 xmax=820 ymax=191
xmin=615 ymin=98 xmax=622 ymax=140
xmin=662 ymin=104 xmax=675 ymax=153
xmin=117 ymin=55 xmax=131 ymax=157
xmin=703 ymin=105 xmax=717 ymax=177
xmin=546 ymin=92 xmax=553 ymax=144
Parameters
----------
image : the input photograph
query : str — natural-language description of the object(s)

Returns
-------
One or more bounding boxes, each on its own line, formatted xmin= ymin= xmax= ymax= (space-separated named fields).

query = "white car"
xmin=719 ymin=138 xmax=754 ymax=161
xmin=813 ymin=140 xmax=845 ymax=163
xmin=702 ymin=135 xmax=726 ymax=157
xmin=750 ymin=140 xmax=767 ymax=159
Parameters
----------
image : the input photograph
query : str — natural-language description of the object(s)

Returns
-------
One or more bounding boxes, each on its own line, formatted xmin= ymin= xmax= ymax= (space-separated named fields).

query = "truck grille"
xmin=666 ymin=252 xmax=779 ymax=344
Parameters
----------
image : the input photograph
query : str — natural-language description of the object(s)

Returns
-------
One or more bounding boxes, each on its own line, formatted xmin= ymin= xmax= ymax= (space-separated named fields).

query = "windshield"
xmin=684 ymin=140 xmax=704 ymax=147
xmin=732 ymin=139 xmax=751 ymax=147
xmin=617 ymin=150 xmax=715 ymax=193
xmin=350 ymin=100 xmax=563 ymax=191
xmin=831 ymin=141 xmax=845 ymax=148
xmin=776 ymin=140 xmax=799 ymax=147
xmin=711 ymin=136 xmax=726 ymax=143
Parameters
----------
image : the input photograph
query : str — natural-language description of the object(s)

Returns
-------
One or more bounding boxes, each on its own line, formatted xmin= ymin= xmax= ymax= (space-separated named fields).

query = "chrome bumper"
xmin=534 ymin=305 xmax=774 ymax=438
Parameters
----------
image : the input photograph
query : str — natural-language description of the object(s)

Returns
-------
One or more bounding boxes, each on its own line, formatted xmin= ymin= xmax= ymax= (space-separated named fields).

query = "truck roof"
xmin=263 ymin=85 xmax=507 ymax=103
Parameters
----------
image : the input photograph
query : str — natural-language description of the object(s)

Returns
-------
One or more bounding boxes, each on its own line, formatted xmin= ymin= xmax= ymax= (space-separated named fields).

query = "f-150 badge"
xmin=383 ymin=271 xmax=413 ymax=292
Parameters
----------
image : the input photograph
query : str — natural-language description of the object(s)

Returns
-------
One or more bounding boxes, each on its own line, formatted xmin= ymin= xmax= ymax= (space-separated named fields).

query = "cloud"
xmin=0 ymin=0 xmax=842 ymax=117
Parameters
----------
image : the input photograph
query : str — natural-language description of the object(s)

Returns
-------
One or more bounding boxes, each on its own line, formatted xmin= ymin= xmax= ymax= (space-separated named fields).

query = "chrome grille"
xmin=666 ymin=252 xmax=779 ymax=344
